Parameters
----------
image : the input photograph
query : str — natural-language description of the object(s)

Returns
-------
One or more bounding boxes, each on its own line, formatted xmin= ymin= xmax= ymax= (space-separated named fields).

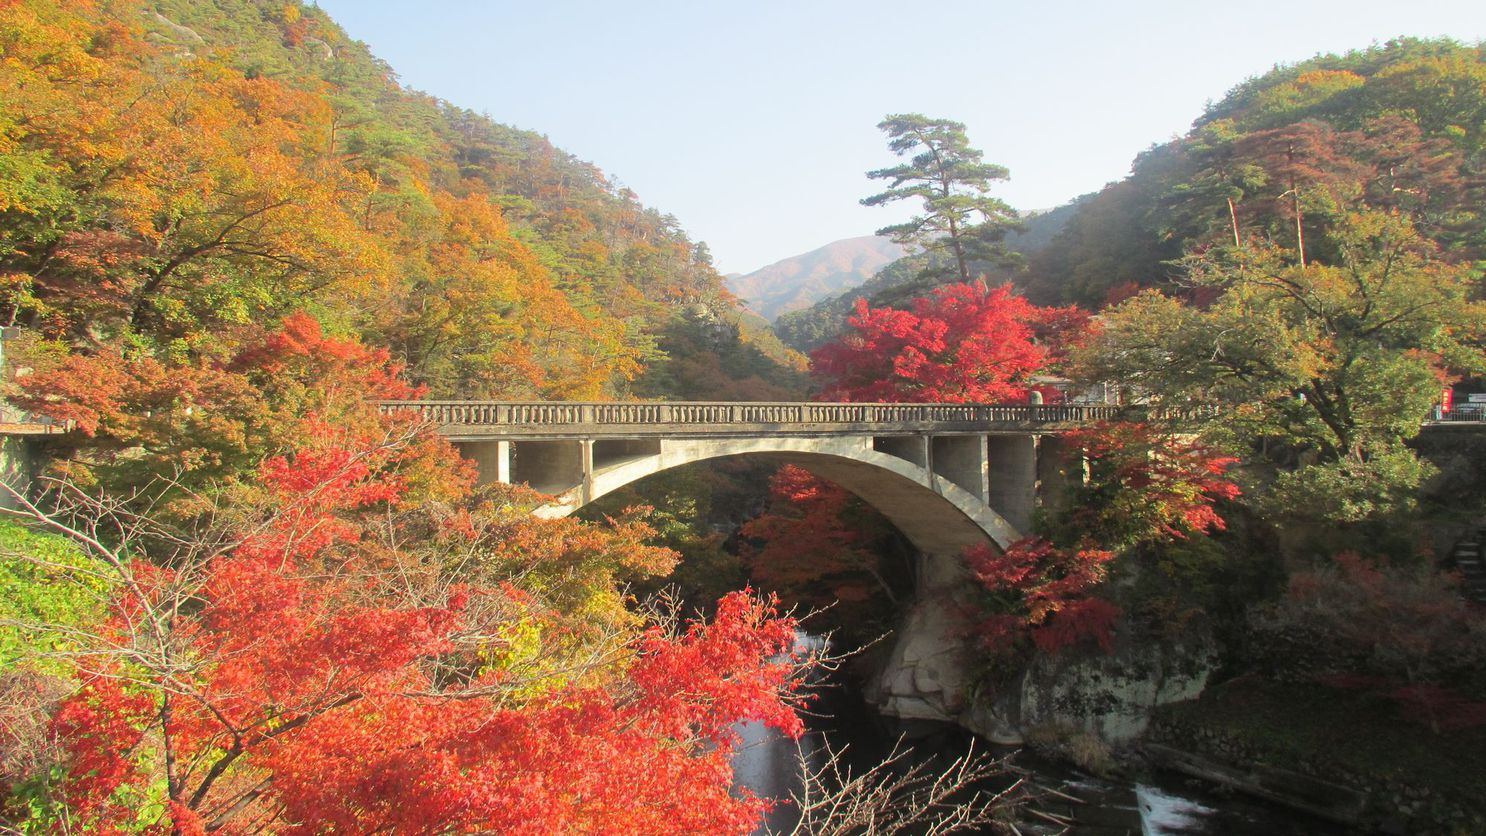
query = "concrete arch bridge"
xmin=380 ymin=400 xmax=1151 ymax=555
xmin=380 ymin=399 xmax=1194 ymax=723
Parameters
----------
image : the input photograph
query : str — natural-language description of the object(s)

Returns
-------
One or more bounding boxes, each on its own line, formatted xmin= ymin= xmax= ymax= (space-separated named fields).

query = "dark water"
xmin=733 ymin=638 xmax=1350 ymax=835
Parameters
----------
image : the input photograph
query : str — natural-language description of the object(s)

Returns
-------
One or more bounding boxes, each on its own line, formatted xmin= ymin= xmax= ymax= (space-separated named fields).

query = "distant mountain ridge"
xmin=726 ymin=236 xmax=906 ymax=321
xmin=772 ymin=205 xmax=1079 ymax=352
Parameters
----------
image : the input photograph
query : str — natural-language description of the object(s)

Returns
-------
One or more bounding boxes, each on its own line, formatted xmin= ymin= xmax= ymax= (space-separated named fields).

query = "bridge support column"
xmin=510 ymin=440 xmax=585 ymax=497
xmin=1036 ymin=435 xmax=1085 ymax=516
xmin=986 ymin=435 xmax=1038 ymax=535
xmin=873 ymin=435 xmax=929 ymax=470
xmin=930 ymin=434 xmax=989 ymax=502
xmin=459 ymin=440 xmax=511 ymax=486
xmin=873 ymin=551 xmax=972 ymax=722
xmin=580 ymin=439 xmax=594 ymax=505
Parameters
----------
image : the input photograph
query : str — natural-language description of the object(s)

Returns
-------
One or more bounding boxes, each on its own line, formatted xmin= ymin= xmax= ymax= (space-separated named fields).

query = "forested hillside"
xmin=1 ymin=0 xmax=802 ymax=407
xmin=726 ymin=235 xmax=905 ymax=321
xmin=0 ymin=3 xmax=821 ymax=830
xmin=1021 ymin=38 xmax=1485 ymax=306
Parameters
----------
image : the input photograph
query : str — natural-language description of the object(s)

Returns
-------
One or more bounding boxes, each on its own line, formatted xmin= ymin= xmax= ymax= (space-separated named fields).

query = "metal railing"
xmin=1432 ymin=407 xmax=1486 ymax=423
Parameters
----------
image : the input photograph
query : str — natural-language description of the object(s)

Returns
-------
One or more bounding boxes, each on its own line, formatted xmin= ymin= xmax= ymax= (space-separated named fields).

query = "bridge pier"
xmin=873 ymin=434 xmax=929 ymax=470
xmin=930 ymin=435 xmax=989 ymax=502
xmin=872 ymin=548 xmax=977 ymax=722
xmin=986 ymin=435 xmax=1038 ymax=534
xmin=1036 ymin=435 xmax=1085 ymax=518
xmin=461 ymin=439 xmax=511 ymax=484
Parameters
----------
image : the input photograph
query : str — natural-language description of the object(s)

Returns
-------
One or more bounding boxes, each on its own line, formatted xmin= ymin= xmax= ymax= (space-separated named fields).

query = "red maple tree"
xmin=965 ymin=537 xmax=1120 ymax=660
xmin=810 ymin=281 xmax=1085 ymax=403
xmin=964 ymin=422 xmax=1241 ymax=660
xmin=1062 ymin=421 xmax=1242 ymax=547
xmin=741 ymin=464 xmax=906 ymax=626
xmin=32 ymin=425 xmax=805 ymax=833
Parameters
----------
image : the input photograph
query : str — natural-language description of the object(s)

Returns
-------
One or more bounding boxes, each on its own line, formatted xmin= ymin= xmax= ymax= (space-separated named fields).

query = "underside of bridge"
xmin=454 ymin=432 xmax=1081 ymax=555
xmin=453 ymin=429 xmax=1083 ymax=723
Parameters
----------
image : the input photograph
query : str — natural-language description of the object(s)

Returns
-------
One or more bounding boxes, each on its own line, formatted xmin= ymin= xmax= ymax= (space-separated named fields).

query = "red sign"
xmin=1442 ymin=388 xmax=1454 ymax=413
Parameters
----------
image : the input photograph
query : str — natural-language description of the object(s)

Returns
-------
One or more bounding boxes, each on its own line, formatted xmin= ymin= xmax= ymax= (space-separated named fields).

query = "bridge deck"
xmin=377 ymin=400 xmax=1203 ymax=440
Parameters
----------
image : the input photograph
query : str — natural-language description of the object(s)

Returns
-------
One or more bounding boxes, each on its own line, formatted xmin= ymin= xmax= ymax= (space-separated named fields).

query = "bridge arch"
xmin=458 ymin=435 xmax=1026 ymax=554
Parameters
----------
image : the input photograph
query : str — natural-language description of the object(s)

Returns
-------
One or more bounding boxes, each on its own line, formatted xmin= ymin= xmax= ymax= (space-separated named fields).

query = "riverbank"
xmin=742 ymin=658 xmax=1364 ymax=835
xmin=1146 ymin=675 xmax=1486 ymax=834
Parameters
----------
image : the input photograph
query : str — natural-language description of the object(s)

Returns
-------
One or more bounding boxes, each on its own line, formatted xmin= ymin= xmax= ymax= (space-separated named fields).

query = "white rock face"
xmin=871 ymin=554 xmax=972 ymax=722
xmin=874 ymin=591 xmax=968 ymax=721
xmin=869 ymin=552 xmax=1219 ymax=744
xmin=1016 ymin=637 xmax=1220 ymax=742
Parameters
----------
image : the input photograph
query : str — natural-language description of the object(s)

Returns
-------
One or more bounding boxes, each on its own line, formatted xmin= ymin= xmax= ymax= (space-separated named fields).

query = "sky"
xmin=313 ymin=0 xmax=1485 ymax=276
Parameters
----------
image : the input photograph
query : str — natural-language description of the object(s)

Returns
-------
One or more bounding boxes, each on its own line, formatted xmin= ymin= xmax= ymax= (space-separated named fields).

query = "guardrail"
xmin=375 ymin=400 xmax=1214 ymax=436
xmin=1430 ymin=408 xmax=1486 ymax=424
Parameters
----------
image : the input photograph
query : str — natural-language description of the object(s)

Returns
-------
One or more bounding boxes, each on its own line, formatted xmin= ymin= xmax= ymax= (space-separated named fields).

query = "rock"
xmin=962 ymin=699 xmax=1025 ymax=745
xmin=872 ymin=554 xmax=973 ymax=722
xmin=1012 ymin=629 xmax=1221 ymax=743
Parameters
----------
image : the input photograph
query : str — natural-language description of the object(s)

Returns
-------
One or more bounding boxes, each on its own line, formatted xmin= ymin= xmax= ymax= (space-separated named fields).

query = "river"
xmin=733 ymin=636 xmax=1350 ymax=835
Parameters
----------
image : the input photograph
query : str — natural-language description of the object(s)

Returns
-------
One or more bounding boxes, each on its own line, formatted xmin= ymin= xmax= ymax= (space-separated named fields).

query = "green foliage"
xmin=1265 ymin=445 xmax=1438 ymax=524
xmin=1023 ymin=39 xmax=1486 ymax=307
xmin=0 ymin=519 xmax=109 ymax=671
xmin=1078 ymin=209 xmax=1486 ymax=523
xmin=862 ymin=114 xmax=1021 ymax=295
xmin=632 ymin=305 xmax=807 ymax=401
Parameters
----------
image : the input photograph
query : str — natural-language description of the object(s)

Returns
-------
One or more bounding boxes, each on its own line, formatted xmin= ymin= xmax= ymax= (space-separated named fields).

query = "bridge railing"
xmin=376 ymin=400 xmax=1210 ymax=435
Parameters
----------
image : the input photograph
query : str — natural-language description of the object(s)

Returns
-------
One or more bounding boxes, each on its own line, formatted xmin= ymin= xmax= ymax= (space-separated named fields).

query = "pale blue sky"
xmin=313 ymin=1 xmax=1484 ymax=275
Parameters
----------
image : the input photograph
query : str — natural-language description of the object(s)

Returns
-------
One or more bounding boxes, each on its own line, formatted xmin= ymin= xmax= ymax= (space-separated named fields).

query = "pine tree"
xmin=862 ymin=114 xmax=1020 ymax=299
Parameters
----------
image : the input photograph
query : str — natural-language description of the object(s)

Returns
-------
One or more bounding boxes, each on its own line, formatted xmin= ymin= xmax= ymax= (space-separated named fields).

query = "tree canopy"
xmin=863 ymin=114 xmax=1020 ymax=299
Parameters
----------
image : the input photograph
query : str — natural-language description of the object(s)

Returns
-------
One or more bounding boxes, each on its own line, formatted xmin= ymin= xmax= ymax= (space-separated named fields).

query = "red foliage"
xmin=810 ymin=282 xmax=1084 ymax=403
xmin=1065 ymin=421 xmax=1241 ymax=544
xmin=1269 ymin=552 xmax=1486 ymax=733
xmin=47 ymin=683 xmax=155 ymax=828
xmin=231 ymin=311 xmax=420 ymax=402
xmin=740 ymin=465 xmax=900 ymax=621
xmin=45 ymin=435 xmax=803 ymax=833
xmin=630 ymin=590 xmax=805 ymax=745
xmin=743 ymin=467 xmax=868 ymax=586
xmin=11 ymin=312 xmax=464 ymax=507
xmin=964 ymin=537 xmax=1120 ymax=658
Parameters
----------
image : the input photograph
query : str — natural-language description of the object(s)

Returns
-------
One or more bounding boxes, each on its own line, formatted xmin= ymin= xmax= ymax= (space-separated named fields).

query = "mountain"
xmin=726 ymin=236 xmax=906 ymax=321
xmin=772 ymin=206 xmax=1078 ymax=353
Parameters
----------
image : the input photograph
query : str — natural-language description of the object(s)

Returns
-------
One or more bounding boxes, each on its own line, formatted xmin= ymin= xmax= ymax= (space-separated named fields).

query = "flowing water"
xmin=733 ymin=635 xmax=1349 ymax=835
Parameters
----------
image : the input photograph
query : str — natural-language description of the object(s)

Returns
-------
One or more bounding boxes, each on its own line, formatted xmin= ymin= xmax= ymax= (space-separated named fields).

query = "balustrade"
xmin=374 ymin=400 xmax=1185 ymax=434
